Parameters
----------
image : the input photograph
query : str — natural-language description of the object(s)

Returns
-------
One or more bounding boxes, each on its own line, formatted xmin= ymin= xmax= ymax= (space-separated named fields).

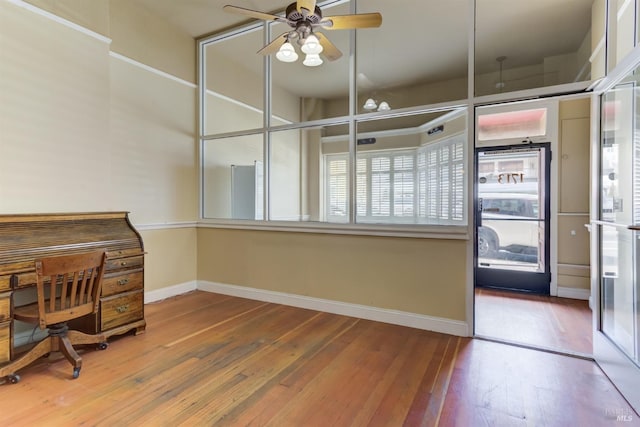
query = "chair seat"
xmin=13 ymin=302 xmax=39 ymax=325
xmin=14 ymin=299 xmax=95 ymax=328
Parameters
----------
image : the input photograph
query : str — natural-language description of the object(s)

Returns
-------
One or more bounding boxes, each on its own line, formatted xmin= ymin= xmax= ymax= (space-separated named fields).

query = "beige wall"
xmin=0 ymin=1 xmax=112 ymax=213
xmin=24 ymin=0 xmax=110 ymax=36
xmin=141 ymin=228 xmax=197 ymax=292
xmin=197 ymin=228 xmax=468 ymax=321
xmin=557 ymin=98 xmax=591 ymax=291
xmin=109 ymin=0 xmax=196 ymax=84
xmin=1 ymin=1 xmax=198 ymax=292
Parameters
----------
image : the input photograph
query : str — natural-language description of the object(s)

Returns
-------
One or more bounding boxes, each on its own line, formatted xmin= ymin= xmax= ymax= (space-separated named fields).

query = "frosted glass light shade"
xmin=301 ymin=34 xmax=323 ymax=54
xmin=276 ymin=42 xmax=298 ymax=62
xmin=377 ymin=101 xmax=390 ymax=111
xmin=363 ymin=98 xmax=377 ymax=110
xmin=303 ymin=53 xmax=323 ymax=67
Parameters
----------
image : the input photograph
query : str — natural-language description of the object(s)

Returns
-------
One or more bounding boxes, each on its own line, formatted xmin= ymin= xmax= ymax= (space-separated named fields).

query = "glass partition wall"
xmin=199 ymin=0 xmax=601 ymax=230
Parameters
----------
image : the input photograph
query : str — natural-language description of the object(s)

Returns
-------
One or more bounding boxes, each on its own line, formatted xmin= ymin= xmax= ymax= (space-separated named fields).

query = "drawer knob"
xmin=115 ymin=304 xmax=129 ymax=313
xmin=120 ymin=261 xmax=127 ymax=266
xmin=117 ymin=278 xmax=129 ymax=286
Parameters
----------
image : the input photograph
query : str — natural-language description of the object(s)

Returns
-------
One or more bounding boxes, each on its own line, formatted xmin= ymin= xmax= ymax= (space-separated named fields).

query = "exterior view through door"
xmin=475 ymin=144 xmax=551 ymax=294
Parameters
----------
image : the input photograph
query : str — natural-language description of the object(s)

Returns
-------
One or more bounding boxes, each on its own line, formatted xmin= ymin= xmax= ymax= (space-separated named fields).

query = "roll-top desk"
xmin=0 ymin=212 xmax=146 ymax=363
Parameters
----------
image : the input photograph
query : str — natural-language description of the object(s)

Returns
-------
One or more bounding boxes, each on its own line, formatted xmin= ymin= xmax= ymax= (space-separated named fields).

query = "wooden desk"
xmin=0 ymin=212 xmax=146 ymax=363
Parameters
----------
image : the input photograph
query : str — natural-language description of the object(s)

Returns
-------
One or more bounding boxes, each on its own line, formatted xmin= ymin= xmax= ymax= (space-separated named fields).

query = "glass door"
xmin=475 ymin=144 xmax=551 ymax=294
xmin=593 ymin=71 xmax=640 ymax=413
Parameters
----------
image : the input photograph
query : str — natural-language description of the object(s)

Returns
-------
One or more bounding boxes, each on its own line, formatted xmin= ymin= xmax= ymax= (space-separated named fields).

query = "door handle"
xmin=628 ymin=225 xmax=640 ymax=231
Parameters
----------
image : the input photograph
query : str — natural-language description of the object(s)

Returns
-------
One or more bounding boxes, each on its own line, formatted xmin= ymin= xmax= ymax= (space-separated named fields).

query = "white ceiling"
xmin=130 ymin=0 xmax=594 ymax=98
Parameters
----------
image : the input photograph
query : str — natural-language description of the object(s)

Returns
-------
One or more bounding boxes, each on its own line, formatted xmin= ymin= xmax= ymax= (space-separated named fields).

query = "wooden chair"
xmin=0 ymin=251 xmax=108 ymax=384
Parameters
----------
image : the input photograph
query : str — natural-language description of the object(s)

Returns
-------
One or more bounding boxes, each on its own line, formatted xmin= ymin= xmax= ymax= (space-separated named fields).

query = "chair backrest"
xmin=35 ymin=251 xmax=107 ymax=329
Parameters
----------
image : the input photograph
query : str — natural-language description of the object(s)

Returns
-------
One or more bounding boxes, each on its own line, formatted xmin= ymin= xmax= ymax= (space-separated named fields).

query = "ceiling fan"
xmin=223 ymin=0 xmax=382 ymax=66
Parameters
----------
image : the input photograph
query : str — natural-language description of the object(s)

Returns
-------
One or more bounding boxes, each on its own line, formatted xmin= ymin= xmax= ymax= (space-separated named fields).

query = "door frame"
xmin=472 ymin=99 xmax=559 ymax=296
xmin=474 ymin=143 xmax=552 ymax=294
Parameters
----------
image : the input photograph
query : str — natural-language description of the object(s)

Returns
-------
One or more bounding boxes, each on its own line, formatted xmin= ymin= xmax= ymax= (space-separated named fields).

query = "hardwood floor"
xmin=475 ymin=288 xmax=593 ymax=354
xmin=0 ymin=291 xmax=636 ymax=426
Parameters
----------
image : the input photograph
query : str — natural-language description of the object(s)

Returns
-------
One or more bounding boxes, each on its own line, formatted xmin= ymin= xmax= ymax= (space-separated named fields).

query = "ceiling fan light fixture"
xmin=377 ymin=101 xmax=390 ymax=111
xmin=363 ymin=98 xmax=377 ymax=110
xmin=276 ymin=41 xmax=298 ymax=62
xmin=301 ymin=34 xmax=323 ymax=55
xmin=303 ymin=53 xmax=323 ymax=67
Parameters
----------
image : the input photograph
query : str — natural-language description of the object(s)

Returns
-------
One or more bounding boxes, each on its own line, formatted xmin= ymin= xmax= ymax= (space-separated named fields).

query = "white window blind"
xmin=326 ymin=156 xmax=348 ymax=221
xmin=325 ymin=135 xmax=466 ymax=225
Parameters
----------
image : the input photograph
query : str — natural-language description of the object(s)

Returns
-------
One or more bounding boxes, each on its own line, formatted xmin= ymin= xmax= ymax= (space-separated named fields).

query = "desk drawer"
xmin=0 ymin=322 xmax=10 ymax=363
xmin=0 ymin=297 xmax=9 ymax=323
xmin=106 ymin=256 xmax=144 ymax=273
xmin=0 ymin=276 xmax=10 ymax=292
xmin=102 ymin=271 xmax=143 ymax=297
xmin=12 ymin=272 xmax=36 ymax=289
xmin=107 ymin=249 xmax=144 ymax=259
xmin=101 ymin=290 xmax=143 ymax=331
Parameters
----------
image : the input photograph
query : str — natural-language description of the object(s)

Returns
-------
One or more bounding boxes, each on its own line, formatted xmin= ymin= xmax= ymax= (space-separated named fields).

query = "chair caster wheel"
xmin=7 ymin=374 xmax=20 ymax=384
xmin=98 ymin=342 xmax=108 ymax=350
xmin=72 ymin=368 xmax=81 ymax=379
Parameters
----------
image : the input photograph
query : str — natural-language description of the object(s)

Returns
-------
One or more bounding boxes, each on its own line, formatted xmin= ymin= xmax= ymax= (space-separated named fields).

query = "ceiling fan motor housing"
xmin=286 ymin=2 xmax=323 ymax=42
xmin=285 ymin=2 xmax=322 ymax=24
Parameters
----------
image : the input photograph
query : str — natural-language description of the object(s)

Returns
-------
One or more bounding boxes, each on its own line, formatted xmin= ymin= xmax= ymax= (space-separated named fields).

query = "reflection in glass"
xmin=475 ymin=0 xmax=597 ymax=96
xmin=270 ymin=129 xmax=302 ymax=221
xmin=272 ymin=124 xmax=349 ymax=223
xmin=325 ymin=110 xmax=469 ymax=225
xmin=601 ymin=225 xmax=636 ymax=364
xmin=610 ymin=0 xmax=637 ymax=70
xmin=203 ymin=29 xmax=264 ymax=135
xmin=357 ymin=0 xmax=468 ymax=110
xmin=477 ymin=108 xmax=547 ymax=141
xmin=601 ymin=81 xmax=635 ymax=225
xmin=599 ymin=62 xmax=640 ymax=367
xmin=203 ymin=135 xmax=263 ymax=220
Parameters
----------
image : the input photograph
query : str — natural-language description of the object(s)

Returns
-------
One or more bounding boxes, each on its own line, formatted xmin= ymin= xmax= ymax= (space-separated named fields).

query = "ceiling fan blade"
xmin=296 ymin=0 xmax=316 ymax=15
xmin=321 ymin=13 xmax=382 ymax=30
xmin=223 ymin=5 xmax=286 ymax=23
xmin=315 ymin=32 xmax=342 ymax=61
xmin=257 ymin=33 xmax=288 ymax=56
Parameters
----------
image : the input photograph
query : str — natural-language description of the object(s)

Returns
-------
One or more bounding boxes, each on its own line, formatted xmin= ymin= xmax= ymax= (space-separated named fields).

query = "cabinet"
xmin=0 ymin=212 xmax=146 ymax=360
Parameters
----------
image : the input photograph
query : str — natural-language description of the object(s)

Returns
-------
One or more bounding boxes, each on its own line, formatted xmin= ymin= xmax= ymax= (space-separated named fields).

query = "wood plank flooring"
xmin=0 ymin=291 xmax=636 ymax=426
xmin=475 ymin=288 xmax=592 ymax=354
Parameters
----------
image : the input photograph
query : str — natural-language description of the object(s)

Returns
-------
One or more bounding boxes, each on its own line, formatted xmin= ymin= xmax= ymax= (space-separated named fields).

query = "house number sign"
xmin=497 ymin=173 xmax=525 ymax=184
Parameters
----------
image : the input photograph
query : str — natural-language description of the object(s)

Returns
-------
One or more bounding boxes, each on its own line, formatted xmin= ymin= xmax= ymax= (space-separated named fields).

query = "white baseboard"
xmin=14 ymin=280 xmax=469 ymax=348
xmin=144 ymin=281 xmax=198 ymax=304
xmin=557 ymin=286 xmax=591 ymax=301
xmin=197 ymin=280 xmax=469 ymax=337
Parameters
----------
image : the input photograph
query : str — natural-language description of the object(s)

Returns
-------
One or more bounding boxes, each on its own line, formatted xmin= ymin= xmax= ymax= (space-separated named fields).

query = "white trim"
xmin=109 ymin=52 xmax=196 ymax=88
xmin=589 ymin=36 xmax=606 ymax=64
xmin=197 ymin=220 xmax=468 ymax=240
xmin=197 ymin=280 xmax=469 ymax=337
xmin=557 ymin=263 xmax=590 ymax=270
xmin=130 ymin=219 xmax=467 ymax=238
xmin=617 ymin=0 xmax=633 ymax=21
xmin=6 ymin=0 xmax=112 ymax=44
xmin=144 ymin=281 xmax=197 ymax=304
xmin=205 ymin=89 xmax=293 ymax=125
xmin=321 ymin=108 xmax=468 ymax=144
xmin=135 ymin=221 xmax=198 ymax=231
xmin=557 ymin=286 xmax=591 ymax=300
